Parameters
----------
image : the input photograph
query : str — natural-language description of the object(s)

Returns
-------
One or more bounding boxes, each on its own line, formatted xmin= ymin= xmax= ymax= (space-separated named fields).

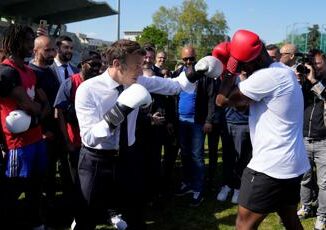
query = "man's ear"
xmin=112 ymin=59 xmax=121 ymax=69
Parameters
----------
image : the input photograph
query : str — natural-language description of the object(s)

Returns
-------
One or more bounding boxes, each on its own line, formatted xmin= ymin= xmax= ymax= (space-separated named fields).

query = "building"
xmin=123 ymin=31 xmax=142 ymax=41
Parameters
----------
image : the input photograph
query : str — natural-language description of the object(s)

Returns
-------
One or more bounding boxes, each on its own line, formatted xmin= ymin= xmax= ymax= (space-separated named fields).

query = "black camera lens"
xmin=296 ymin=64 xmax=310 ymax=75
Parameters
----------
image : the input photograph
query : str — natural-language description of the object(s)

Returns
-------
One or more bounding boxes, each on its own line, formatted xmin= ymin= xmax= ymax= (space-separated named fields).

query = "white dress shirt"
xmin=75 ymin=70 xmax=195 ymax=150
xmin=53 ymin=58 xmax=75 ymax=84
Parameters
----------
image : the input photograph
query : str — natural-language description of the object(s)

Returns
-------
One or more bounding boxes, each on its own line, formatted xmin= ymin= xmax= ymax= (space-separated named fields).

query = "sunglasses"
xmin=182 ymin=56 xmax=195 ymax=62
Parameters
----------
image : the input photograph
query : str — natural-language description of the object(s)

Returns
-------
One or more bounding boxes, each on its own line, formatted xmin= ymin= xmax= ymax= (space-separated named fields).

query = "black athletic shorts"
xmin=238 ymin=167 xmax=303 ymax=214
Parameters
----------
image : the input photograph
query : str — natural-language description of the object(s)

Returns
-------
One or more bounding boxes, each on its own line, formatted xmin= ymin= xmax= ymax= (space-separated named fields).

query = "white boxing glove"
xmin=6 ymin=110 xmax=31 ymax=134
xmin=195 ymin=56 xmax=223 ymax=79
xmin=103 ymin=83 xmax=152 ymax=129
xmin=117 ymin=84 xmax=152 ymax=109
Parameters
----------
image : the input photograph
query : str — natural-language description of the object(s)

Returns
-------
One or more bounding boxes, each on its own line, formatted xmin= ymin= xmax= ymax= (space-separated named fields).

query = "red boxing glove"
xmin=212 ymin=42 xmax=230 ymax=65
xmin=227 ymin=30 xmax=262 ymax=74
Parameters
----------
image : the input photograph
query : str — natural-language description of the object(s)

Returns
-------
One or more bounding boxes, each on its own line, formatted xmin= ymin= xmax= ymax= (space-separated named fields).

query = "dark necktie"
xmin=116 ymin=85 xmax=128 ymax=150
xmin=62 ymin=64 xmax=69 ymax=79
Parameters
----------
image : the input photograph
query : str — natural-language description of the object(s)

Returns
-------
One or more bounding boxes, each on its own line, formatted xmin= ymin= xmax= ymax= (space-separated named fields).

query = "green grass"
xmin=95 ymin=141 xmax=316 ymax=230
xmin=15 ymin=139 xmax=315 ymax=230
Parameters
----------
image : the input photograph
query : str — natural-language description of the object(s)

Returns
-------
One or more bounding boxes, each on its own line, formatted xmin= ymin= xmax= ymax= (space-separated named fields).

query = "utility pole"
xmin=116 ymin=0 xmax=120 ymax=40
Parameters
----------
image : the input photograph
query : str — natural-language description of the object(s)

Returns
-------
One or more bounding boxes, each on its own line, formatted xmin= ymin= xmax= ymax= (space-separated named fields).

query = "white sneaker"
xmin=315 ymin=216 xmax=326 ymax=230
xmin=217 ymin=185 xmax=231 ymax=201
xmin=111 ymin=214 xmax=128 ymax=230
xmin=70 ymin=219 xmax=76 ymax=230
xmin=231 ymin=189 xmax=240 ymax=204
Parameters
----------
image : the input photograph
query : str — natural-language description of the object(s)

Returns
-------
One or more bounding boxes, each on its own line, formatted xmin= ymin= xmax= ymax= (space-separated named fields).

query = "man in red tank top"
xmin=0 ymin=24 xmax=50 ymax=230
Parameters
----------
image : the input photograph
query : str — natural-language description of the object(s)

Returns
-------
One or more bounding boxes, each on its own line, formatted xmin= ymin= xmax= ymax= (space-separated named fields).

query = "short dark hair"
xmin=266 ymin=44 xmax=279 ymax=51
xmin=313 ymin=49 xmax=326 ymax=61
xmin=56 ymin=35 xmax=73 ymax=47
xmin=106 ymin=39 xmax=146 ymax=66
xmin=143 ymin=43 xmax=156 ymax=54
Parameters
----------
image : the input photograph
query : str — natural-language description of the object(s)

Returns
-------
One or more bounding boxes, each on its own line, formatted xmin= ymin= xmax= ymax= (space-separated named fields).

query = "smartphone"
xmin=39 ymin=19 xmax=47 ymax=29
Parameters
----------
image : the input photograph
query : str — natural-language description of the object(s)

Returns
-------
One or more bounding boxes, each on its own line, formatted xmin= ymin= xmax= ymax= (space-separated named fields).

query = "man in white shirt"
xmin=74 ymin=39 xmax=221 ymax=229
xmin=216 ymin=30 xmax=310 ymax=230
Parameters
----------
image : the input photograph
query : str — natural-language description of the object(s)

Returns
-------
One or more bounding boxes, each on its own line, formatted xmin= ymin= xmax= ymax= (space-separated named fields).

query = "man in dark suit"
xmin=51 ymin=35 xmax=79 ymax=85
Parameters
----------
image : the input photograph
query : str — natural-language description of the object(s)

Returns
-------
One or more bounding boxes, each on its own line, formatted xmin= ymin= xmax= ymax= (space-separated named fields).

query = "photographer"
xmin=298 ymin=50 xmax=326 ymax=230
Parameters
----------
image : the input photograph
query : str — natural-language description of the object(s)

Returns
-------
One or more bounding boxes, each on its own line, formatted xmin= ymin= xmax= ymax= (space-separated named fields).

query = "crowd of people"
xmin=0 ymin=23 xmax=326 ymax=230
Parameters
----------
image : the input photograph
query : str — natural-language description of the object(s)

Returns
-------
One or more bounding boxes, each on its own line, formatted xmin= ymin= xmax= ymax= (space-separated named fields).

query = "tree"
xmin=152 ymin=6 xmax=179 ymax=40
xmin=152 ymin=0 xmax=228 ymax=58
xmin=307 ymin=24 xmax=320 ymax=51
xmin=136 ymin=25 xmax=168 ymax=50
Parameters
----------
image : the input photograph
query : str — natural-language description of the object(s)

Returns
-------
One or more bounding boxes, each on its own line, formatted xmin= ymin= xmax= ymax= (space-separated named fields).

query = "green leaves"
xmin=151 ymin=0 xmax=229 ymax=59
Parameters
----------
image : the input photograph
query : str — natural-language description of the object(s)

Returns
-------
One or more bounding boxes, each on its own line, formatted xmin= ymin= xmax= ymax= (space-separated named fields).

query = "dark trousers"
xmin=207 ymin=123 xmax=222 ymax=181
xmin=161 ymin=126 xmax=179 ymax=194
xmin=221 ymin=123 xmax=252 ymax=189
xmin=45 ymin=138 xmax=73 ymax=201
xmin=77 ymin=145 xmax=146 ymax=230
xmin=67 ymin=148 xmax=85 ymax=226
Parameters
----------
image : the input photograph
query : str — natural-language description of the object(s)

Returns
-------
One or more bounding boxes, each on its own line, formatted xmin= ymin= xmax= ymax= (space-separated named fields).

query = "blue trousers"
xmin=179 ymin=120 xmax=205 ymax=192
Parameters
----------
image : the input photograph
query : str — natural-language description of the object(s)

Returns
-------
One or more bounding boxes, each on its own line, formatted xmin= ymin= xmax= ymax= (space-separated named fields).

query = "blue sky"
xmin=67 ymin=0 xmax=326 ymax=44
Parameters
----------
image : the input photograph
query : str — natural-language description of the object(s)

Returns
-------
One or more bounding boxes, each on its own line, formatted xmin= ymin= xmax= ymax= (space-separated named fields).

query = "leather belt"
xmin=83 ymin=146 xmax=118 ymax=156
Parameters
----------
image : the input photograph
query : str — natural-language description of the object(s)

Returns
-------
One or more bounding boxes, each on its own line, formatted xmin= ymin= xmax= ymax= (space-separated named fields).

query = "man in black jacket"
xmin=174 ymin=46 xmax=217 ymax=207
xmin=299 ymin=50 xmax=326 ymax=230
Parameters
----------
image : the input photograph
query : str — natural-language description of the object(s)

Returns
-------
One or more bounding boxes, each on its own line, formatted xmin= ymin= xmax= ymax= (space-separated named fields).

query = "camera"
xmin=295 ymin=52 xmax=314 ymax=75
xmin=296 ymin=63 xmax=310 ymax=75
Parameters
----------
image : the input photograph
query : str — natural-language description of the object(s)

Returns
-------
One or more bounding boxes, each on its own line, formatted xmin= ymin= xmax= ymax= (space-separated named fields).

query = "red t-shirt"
xmin=67 ymin=73 xmax=82 ymax=147
xmin=0 ymin=59 xmax=42 ymax=149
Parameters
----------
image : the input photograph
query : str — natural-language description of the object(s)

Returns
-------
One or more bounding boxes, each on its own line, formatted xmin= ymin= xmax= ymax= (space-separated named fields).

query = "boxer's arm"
xmin=11 ymin=86 xmax=41 ymax=116
xmin=216 ymin=75 xmax=252 ymax=109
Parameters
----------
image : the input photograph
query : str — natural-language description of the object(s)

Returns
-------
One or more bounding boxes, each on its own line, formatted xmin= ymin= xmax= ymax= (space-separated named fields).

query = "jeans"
xmin=301 ymin=138 xmax=326 ymax=217
xmin=179 ymin=120 xmax=205 ymax=192
xmin=221 ymin=123 xmax=252 ymax=189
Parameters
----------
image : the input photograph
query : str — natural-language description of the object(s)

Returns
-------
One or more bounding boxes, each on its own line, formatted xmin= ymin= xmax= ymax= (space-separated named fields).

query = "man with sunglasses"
xmin=173 ymin=46 xmax=217 ymax=207
xmin=280 ymin=43 xmax=298 ymax=68
xmin=54 ymin=51 xmax=102 ymax=181
xmin=54 ymin=51 xmax=102 ymax=229
xmin=216 ymin=30 xmax=310 ymax=230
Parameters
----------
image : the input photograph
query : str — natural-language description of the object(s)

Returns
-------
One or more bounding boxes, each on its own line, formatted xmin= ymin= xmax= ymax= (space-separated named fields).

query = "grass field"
xmin=14 ymin=143 xmax=315 ymax=229
xmin=95 ymin=145 xmax=316 ymax=230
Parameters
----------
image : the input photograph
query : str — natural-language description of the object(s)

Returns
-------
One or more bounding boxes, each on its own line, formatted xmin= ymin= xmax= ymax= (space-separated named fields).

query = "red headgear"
xmin=227 ymin=30 xmax=262 ymax=74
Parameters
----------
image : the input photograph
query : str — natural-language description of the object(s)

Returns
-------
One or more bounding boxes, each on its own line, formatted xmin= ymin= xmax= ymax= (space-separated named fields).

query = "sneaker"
xmin=217 ymin=185 xmax=231 ymax=201
xmin=70 ymin=219 xmax=76 ymax=230
xmin=189 ymin=191 xmax=203 ymax=207
xmin=231 ymin=189 xmax=240 ymax=204
xmin=315 ymin=216 xmax=326 ymax=230
xmin=111 ymin=215 xmax=128 ymax=230
xmin=175 ymin=182 xmax=193 ymax=196
xmin=297 ymin=205 xmax=314 ymax=219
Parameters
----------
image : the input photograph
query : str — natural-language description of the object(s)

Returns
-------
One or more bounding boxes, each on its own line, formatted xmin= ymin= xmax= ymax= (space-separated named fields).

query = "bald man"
xmin=173 ymin=45 xmax=217 ymax=207
xmin=180 ymin=45 xmax=196 ymax=68
xmin=29 ymin=36 xmax=66 ymax=223
xmin=280 ymin=43 xmax=298 ymax=67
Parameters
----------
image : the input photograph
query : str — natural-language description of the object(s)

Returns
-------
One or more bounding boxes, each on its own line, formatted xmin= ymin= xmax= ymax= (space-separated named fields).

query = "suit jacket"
xmin=50 ymin=60 xmax=79 ymax=85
